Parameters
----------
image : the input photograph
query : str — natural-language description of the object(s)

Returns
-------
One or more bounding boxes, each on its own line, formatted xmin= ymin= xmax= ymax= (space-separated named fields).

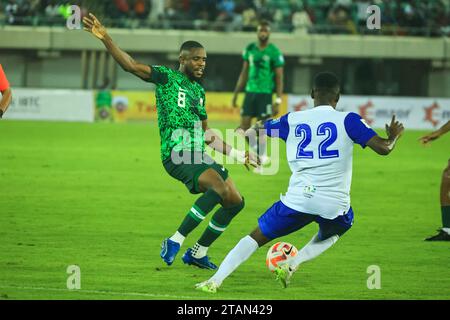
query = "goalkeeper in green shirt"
xmin=232 ymin=20 xmax=285 ymax=167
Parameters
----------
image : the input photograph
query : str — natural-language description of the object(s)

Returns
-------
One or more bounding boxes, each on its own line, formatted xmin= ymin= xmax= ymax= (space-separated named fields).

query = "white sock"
xmin=210 ymin=235 xmax=259 ymax=286
xmin=169 ymin=231 xmax=185 ymax=246
xmin=245 ymin=129 xmax=258 ymax=152
xmin=290 ymin=233 xmax=339 ymax=269
xmin=258 ymin=134 xmax=267 ymax=158
xmin=192 ymin=242 xmax=208 ymax=259
xmin=442 ymin=228 xmax=450 ymax=235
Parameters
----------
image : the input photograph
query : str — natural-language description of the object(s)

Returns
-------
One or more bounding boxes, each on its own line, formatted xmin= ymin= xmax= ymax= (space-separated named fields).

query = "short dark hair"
xmin=312 ymin=72 xmax=340 ymax=102
xmin=313 ymin=72 xmax=340 ymax=92
xmin=258 ymin=20 xmax=271 ymax=29
xmin=179 ymin=40 xmax=204 ymax=53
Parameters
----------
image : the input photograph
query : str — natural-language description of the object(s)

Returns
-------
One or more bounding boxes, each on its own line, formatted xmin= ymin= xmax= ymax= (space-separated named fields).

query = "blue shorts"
xmin=258 ymin=200 xmax=354 ymax=241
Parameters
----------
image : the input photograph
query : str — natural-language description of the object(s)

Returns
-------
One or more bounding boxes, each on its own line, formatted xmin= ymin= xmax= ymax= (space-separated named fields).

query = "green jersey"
xmin=148 ymin=65 xmax=207 ymax=161
xmin=242 ymin=43 xmax=284 ymax=94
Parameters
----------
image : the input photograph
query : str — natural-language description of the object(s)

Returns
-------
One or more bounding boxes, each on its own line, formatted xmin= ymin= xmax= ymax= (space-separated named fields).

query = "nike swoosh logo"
xmin=284 ymin=246 xmax=293 ymax=255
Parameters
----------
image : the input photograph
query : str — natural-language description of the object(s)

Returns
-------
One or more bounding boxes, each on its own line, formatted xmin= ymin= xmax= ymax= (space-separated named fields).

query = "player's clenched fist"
xmin=83 ymin=13 xmax=107 ymax=40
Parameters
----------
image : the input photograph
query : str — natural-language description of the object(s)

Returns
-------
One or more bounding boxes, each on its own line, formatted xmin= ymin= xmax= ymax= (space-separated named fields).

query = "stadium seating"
xmin=1 ymin=0 xmax=449 ymax=36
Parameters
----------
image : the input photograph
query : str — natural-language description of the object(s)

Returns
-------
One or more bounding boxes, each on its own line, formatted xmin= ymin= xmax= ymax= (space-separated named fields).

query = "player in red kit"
xmin=0 ymin=64 xmax=12 ymax=119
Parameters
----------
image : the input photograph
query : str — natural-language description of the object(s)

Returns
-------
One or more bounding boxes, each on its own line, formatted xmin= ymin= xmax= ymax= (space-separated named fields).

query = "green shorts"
xmin=242 ymin=92 xmax=273 ymax=119
xmin=162 ymin=151 xmax=229 ymax=194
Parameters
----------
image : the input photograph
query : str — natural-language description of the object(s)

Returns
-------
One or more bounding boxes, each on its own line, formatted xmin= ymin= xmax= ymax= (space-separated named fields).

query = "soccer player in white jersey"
xmin=195 ymin=72 xmax=404 ymax=293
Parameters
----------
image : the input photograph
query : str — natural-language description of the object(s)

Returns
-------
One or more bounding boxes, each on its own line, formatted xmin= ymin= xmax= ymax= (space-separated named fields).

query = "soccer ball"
xmin=266 ymin=241 xmax=298 ymax=272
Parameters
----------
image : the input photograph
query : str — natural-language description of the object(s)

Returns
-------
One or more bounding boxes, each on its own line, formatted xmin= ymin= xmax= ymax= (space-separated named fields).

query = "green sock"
xmin=198 ymin=199 xmax=245 ymax=247
xmin=442 ymin=206 xmax=450 ymax=228
xmin=177 ymin=189 xmax=222 ymax=236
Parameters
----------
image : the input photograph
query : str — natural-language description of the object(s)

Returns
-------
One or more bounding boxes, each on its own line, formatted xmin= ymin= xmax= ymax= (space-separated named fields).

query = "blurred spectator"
xmin=148 ymin=0 xmax=165 ymax=26
xmin=133 ymin=0 xmax=149 ymax=26
xmin=291 ymin=3 xmax=312 ymax=35
xmin=355 ymin=0 xmax=371 ymax=29
xmin=242 ymin=3 xmax=258 ymax=31
xmin=327 ymin=4 xmax=356 ymax=34
xmin=213 ymin=0 xmax=235 ymax=31
xmin=5 ymin=0 xmax=19 ymax=25
xmin=45 ymin=0 xmax=61 ymax=25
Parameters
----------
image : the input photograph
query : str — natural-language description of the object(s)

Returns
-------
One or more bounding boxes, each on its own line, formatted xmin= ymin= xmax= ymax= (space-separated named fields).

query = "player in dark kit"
xmin=83 ymin=14 xmax=258 ymax=269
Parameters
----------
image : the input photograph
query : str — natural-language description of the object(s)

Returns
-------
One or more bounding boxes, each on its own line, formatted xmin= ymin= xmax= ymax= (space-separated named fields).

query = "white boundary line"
xmin=0 ymin=285 xmax=200 ymax=299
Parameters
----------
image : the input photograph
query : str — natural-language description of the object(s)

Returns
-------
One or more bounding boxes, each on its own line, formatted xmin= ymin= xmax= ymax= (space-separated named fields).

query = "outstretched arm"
xmin=83 ymin=13 xmax=151 ymax=81
xmin=366 ymin=115 xmax=404 ymax=155
xmin=202 ymin=120 xmax=259 ymax=170
xmin=419 ymin=120 xmax=450 ymax=145
xmin=231 ymin=61 xmax=249 ymax=108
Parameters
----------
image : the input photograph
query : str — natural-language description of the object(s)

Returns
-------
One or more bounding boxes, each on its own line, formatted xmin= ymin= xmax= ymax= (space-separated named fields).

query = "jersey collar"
xmin=313 ymin=105 xmax=335 ymax=111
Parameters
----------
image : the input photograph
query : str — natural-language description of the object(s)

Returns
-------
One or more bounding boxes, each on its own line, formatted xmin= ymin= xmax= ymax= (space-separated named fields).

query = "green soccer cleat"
xmin=195 ymin=280 xmax=219 ymax=293
xmin=274 ymin=264 xmax=295 ymax=288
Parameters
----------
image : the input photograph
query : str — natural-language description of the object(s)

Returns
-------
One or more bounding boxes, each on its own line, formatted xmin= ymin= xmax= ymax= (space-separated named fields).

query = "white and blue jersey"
xmin=264 ymin=105 xmax=377 ymax=220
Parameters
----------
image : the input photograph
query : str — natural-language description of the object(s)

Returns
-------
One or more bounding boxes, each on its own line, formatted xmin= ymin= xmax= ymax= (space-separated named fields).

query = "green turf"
xmin=0 ymin=120 xmax=449 ymax=300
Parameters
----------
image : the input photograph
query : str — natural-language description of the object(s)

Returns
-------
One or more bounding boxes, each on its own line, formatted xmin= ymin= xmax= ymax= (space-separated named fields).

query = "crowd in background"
xmin=1 ymin=0 xmax=449 ymax=36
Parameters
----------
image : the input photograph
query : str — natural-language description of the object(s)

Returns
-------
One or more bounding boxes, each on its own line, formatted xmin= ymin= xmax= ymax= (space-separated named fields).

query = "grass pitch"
xmin=0 ymin=120 xmax=449 ymax=300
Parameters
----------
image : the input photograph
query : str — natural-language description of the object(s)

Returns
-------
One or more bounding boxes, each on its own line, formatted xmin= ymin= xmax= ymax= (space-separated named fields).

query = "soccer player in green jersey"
xmin=83 ymin=14 xmax=258 ymax=269
xmin=232 ymin=20 xmax=285 ymax=165
xmin=420 ymin=121 xmax=450 ymax=241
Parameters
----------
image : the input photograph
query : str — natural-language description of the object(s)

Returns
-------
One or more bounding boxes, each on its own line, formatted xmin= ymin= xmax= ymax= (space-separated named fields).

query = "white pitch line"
xmin=0 ymin=285 xmax=200 ymax=299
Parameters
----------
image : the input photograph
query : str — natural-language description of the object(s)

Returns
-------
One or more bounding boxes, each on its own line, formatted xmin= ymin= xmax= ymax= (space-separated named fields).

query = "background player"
xmin=196 ymin=72 xmax=404 ymax=292
xmin=0 ymin=64 xmax=12 ymax=119
xmin=420 ymin=120 xmax=450 ymax=241
xmin=232 ymin=20 xmax=284 ymax=165
xmin=83 ymin=13 xmax=258 ymax=270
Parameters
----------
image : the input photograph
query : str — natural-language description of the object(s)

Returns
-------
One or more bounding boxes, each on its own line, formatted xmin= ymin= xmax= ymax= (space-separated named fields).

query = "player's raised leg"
xmin=426 ymin=159 xmax=450 ymax=241
xmin=160 ymin=158 xmax=228 ymax=266
xmin=196 ymin=200 xmax=315 ymax=292
xmin=160 ymin=185 xmax=223 ymax=265
xmin=196 ymin=227 xmax=269 ymax=293
xmin=182 ymin=171 xmax=245 ymax=270
xmin=287 ymin=208 xmax=354 ymax=272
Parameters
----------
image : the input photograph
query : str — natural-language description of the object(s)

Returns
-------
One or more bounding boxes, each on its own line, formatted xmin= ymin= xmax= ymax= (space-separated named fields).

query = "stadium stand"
xmin=1 ymin=0 xmax=449 ymax=36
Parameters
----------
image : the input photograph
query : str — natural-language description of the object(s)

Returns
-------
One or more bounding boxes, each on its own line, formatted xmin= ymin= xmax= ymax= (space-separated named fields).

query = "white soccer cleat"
xmin=195 ymin=280 xmax=220 ymax=293
xmin=259 ymin=155 xmax=271 ymax=166
xmin=253 ymin=166 xmax=263 ymax=174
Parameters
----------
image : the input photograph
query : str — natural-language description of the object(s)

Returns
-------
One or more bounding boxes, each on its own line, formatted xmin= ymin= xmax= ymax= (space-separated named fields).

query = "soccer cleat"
xmin=182 ymin=248 xmax=218 ymax=270
xmin=195 ymin=280 xmax=219 ymax=293
xmin=160 ymin=238 xmax=181 ymax=265
xmin=425 ymin=229 xmax=450 ymax=241
xmin=274 ymin=264 xmax=295 ymax=288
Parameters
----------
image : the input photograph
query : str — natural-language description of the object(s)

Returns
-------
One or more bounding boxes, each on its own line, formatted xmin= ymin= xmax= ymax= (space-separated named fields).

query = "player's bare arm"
xmin=419 ymin=120 xmax=450 ymax=145
xmin=273 ymin=66 xmax=284 ymax=116
xmin=366 ymin=114 xmax=404 ymax=155
xmin=0 ymin=88 xmax=12 ymax=119
xmin=231 ymin=61 xmax=249 ymax=108
xmin=202 ymin=120 xmax=259 ymax=170
xmin=83 ymin=13 xmax=151 ymax=81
